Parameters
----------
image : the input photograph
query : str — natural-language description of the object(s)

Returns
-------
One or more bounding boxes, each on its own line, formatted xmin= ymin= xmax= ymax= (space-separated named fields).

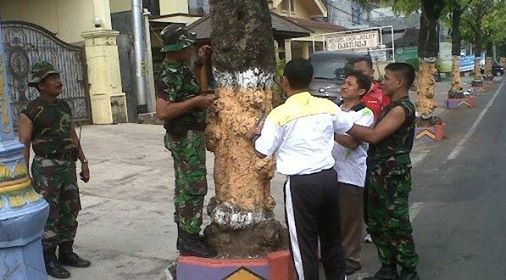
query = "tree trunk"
xmin=449 ymin=56 xmax=464 ymax=98
xmin=416 ymin=60 xmax=437 ymax=118
xmin=484 ymin=42 xmax=493 ymax=79
xmin=416 ymin=0 xmax=443 ymax=118
xmin=473 ymin=10 xmax=484 ymax=81
xmin=205 ymin=0 xmax=287 ymax=257
xmin=449 ymin=5 xmax=463 ymax=95
xmin=485 ymin=57 xmax=493 ymax=78
xmin=500 ymin=57 xmax=506 ymax=68
xmin=473 ymin=56 xmax=482 ymax=81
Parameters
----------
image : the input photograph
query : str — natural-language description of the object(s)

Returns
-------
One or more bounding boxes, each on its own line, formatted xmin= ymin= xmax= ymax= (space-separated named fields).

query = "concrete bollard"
xmin=0 ymin=185 xmax=49 ymax=280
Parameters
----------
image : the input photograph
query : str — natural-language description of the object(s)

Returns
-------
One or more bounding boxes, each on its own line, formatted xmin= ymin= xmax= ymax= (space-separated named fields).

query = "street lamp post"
xmin=0 ymin=22 xmax=49 ymax=280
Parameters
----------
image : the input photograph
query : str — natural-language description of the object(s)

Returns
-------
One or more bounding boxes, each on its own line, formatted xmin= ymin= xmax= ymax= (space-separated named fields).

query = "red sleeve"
xmin=361 ymin=94 xmax=382 ymax=121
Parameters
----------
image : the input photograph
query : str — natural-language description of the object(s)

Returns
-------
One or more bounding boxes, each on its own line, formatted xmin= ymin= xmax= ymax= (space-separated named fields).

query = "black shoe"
xmin=44 ymin=248 xmax=71 ymax=279
xmin=59 ymin=241 xmax=91 ymax=268
xmin=400 ymin=267 xmax=419 ymax=280
xmin=178 ymin=228 xmax=217 ymax=258
xmin=345 ymin=265 xmax=360 ymax=276
xmin=60 ymin=252 xmax=92 ymax=267
xmin=364 ymin=265 xmax=399 ymax=280
xmin=176 ymin=234 xmax=207 ymax=250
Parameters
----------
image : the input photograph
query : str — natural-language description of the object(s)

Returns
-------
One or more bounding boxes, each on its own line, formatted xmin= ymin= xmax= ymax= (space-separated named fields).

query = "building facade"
xmin=0 ymin=0 xmax=128 ymax=125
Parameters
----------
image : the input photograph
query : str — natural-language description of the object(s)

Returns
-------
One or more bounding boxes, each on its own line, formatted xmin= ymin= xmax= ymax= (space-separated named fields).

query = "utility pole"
xmin=132 ymin=0 xmax=148 ymax=114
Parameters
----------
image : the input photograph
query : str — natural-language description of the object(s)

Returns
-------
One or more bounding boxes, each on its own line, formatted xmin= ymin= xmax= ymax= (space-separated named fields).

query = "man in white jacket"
xmin=333 ymin=70 xmax=374 ymax=276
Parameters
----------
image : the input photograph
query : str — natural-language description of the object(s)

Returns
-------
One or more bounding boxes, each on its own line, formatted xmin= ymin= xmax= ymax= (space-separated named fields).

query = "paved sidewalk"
xmin=53 ymin=78 xmax=468 ymax=280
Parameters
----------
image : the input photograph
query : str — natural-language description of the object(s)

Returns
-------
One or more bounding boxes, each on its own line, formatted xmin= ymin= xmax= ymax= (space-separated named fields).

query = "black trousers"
xmin=284 ymin=168 xmax=345 ymax=280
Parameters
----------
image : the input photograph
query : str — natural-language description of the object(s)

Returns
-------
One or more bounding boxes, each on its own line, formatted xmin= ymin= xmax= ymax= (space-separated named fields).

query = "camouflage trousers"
xmin=164 ymin=130 xmax=207 ymax=235
xmin=366 ymin=166 xmax=419 ymax=268
xmin=32 ymin=157 xmax=81 ymax=249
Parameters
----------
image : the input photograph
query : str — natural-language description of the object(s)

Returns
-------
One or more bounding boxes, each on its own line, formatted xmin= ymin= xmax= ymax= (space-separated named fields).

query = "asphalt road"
xmin=411 ymin=79 xmax=506 ymax=279
xmin=354 ymin=78 xmax=506 ymax=280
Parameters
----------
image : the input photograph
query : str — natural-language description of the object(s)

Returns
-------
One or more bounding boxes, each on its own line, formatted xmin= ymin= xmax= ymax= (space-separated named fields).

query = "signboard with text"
xmin=326 ymin=31 xmax=379 ymax=51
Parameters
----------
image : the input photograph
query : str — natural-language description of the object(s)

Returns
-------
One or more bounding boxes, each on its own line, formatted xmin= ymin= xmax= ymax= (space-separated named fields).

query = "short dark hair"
xmin=283 ymin=58 xmax=313 ymax=90
xmin=385 ymin=63 xmax=416 ymax=89
xmin=354 ymin=56 xmax=373 ymax=69
xmin=345 ymin=70 xmax=372 ymax=93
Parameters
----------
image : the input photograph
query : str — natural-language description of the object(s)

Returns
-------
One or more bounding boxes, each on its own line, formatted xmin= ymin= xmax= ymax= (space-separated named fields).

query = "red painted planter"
xmin=446 ymin=96 xmax=476 ymax=109
xmin=415 ymin=124 xmax=446 ymax=143
xmin=176 ymin=250 xmax=295 ymax=280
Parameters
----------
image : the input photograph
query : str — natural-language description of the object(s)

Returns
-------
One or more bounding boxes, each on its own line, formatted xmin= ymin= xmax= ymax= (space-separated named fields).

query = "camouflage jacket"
xmin=21 ymin=97 xmax=75 ymax=158
xmin=155 ymin=61 xmax=206 ymax=127
xmin=368 ymin=96 xmax=415 ymax=170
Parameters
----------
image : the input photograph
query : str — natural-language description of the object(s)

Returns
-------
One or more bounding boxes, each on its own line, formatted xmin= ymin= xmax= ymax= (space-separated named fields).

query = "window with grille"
xmin=280 ymin=0 xmax=295 ymax=13
xmin=188 ymin=0 xmax=210 ymax=15
xmin=351 ymin=3 xmax=362 ymax=25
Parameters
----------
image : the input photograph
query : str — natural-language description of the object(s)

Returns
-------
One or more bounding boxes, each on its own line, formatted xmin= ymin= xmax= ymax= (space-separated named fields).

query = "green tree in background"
xmin=357 ymin=0 xmax=446 ymax=121
xmin=460 ymin=0 xmax=506 ymax=81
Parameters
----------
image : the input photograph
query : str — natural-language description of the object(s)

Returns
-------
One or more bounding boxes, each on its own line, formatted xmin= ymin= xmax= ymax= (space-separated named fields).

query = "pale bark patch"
xmin=416 ymin=60 xmax=437 ymax=117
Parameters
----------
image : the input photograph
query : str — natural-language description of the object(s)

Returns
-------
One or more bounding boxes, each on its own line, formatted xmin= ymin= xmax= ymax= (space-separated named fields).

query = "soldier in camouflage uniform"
xmin=348 ymin=63 xmax=420 ymax=280
xmin=19 ymin=61 xmax=91 ymax=279
xmin=155 ymin=25 xmax=217 ymax=258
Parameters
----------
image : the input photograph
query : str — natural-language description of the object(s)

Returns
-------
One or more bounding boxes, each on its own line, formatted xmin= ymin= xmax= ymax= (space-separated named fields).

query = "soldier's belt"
xmin=165 ymin=120 xmax=206 ymax=135
xmin=188 ymin=122 xmax=206 ymax=131
xmin=36 ymin=151 xmax=77 ymax=161
xmin=370 ymin=153 xmax=411 ymax=170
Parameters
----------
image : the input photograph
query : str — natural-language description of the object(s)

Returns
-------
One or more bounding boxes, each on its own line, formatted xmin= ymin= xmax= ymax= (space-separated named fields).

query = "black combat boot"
xmin=177 ymin=228 xmax=217 ymax=258
xmin=400 ymin=266 xmax=420 ymax=280
xmin=365 ymin=264 xmax=399 ymax=280
xmin=59 ymin=241 xmax=91 ymax=268
xmin=44 ymin=247 xmax=71 ymax=279
xmin=176 ymin=232 xmax=207 ymax=250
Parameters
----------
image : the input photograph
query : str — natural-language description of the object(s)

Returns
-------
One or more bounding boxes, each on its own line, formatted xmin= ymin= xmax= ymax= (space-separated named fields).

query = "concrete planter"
xmin=1 ymin=186 xmax=49 ymax=280
xmin=446 ymin=96 xmax=477 ymax=109
xmin=471 ymin=80 xmax=483 ymax=87
xmin=415 ymin=124 xmax=446 ymax=144
xmin=175 ymin=250 xmax=294 ymax=280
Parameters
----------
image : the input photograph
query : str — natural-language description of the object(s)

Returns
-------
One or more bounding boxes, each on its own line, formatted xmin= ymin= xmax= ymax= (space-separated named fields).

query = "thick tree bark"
xmin=473 ymin=7 xmax=484 ymax=81
xmin=450 ymin=5 xmax=463 ymax=95
xmin=485 ymin=57 xmax=493 ymax=78
xmin=205 ymin=0 xmax=287 ymax=257
xmin=416 ymin=0 xmax=443 ymax=118
xmin=417 ymin=2 xmax=440 ymax=59
xmin=449 ymin=56 xmax=464 ymax=98
xmin=484 ymin=42 xmax=494 ymax=79
xmin=416 ymin=60 xmax=437 ymax=117
xmin=473 ymin=56 xmax=482 ymax=81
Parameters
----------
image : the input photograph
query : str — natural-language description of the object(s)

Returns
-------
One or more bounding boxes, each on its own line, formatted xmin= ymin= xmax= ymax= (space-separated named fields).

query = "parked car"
xmin=309 ymin=51 xmax=370 ymax=102
xmin=480 ymin=62 xmax=504 ymax=76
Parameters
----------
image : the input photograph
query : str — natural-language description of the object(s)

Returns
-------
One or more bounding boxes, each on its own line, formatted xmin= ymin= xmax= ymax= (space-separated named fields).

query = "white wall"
xmin=110 ymin=0 xmax=131 ymax=13
xmin=0 ymin=0 xmax=112 ymax=43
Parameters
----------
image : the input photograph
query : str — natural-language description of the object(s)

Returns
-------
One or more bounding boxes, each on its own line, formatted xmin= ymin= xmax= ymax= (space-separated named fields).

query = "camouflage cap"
xmin=28 ymin=61 xmax=59 ymax=87
xmin=160 ymin=25 xmax=196 ymax=53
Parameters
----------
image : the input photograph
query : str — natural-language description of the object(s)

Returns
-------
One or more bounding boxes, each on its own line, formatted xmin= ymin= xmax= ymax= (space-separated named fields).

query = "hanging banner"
xmin=460 ymin=55 xmax=475 ymax=72
xmin=437 ymin=42 xmax=452 ymax=73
